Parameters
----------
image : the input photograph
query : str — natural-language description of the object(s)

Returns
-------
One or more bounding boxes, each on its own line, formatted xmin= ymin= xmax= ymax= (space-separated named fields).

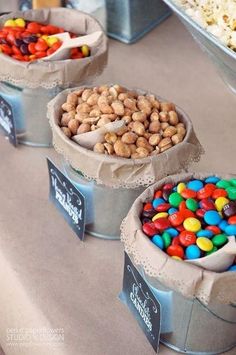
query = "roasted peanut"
xmin=77 ymin=123 xmax=91 ymax=134
xmin=163 ymin=126 xmax=177 ymax=137
xmin=105 ymin=132 xmax=118 ymax=144
xmin=132 ymin=121 xmax=145 ymax=136
xmin=149 ymin=133 xmax=162 ymax=146
xmin=81 ymin=89 xmax=93 ymax=102
xmin=118 ymin=93 xmax=129 ymax=101
xmin=135 ymin=147 xmax=149 ymax=158
xmin=114 ymin=140 xmax=131 ymax=158
xmin=116 ymin=125 xmax=129 ymax=136
xmin=94 ymin=142 xmax=105 ymax=154
xmin=89 ymin=107 xmax=101 ymax=117
xmin=158 ymin=137 xmax=172 ymax=150
xmin=172 ymin=133 xmax=184 ymax=145
xmin=76 ymin=103 xmax=91 ymax=114
xmin=109 ymin=87 xmax=118 ymax=99
xmin=87 ymin=93 xmax=99 ymax=106
xmin=61 ymin=127 xmax=72 ymax=138
xmin=129 ymin=144 xmax=137 ymax=154
xmin=161 ymin=122 xmax=169 ymax=130
xmin=149 ymin=120 xmax=161 ymax=133
xmin=159 ymin=111 xmax=169 ymax=122
xmin=68 ymin=119 xmax=80 ymax=135
xmin=66 ymin=93 xmax=78 ymax=107
xmin=168 ymin=110 xmax=179 ymax=125
xmin=136 ymin=137 xmax=153 ymax=152
xmin=101 ymin=114 xmax=117 ymax=121
xmin=121 ymin=132 xmax=138 ymax=144
xmin=132 ymin=111 xmax=146 ymax=122
xmin=161 ymin=102 xmax=175 ymax=112
xmin=137 ymin=98 xmax=152 ymax=115
xmin=150 ymin=111 xmax=160 ymax=121
xmin=62 ymin=103 xmax=75 ymax=112
xmin=98 ymin=85 xmax=109 ymax=93
xmin=111 ymin=100 xmax=125 ymax=116
xmin=75 ymin=112 xmax=89 ymax=122
xmin=160 ymin=143 xmax=172 ymax=152
xmin=177 ymin=126 xmax=186 ymax=136
xmin=83 ymin=116 xmax=100 ymax=124
xmin=122 ymin=116 xmax=132 ymax=124
xmin=124 ymin=98 xmax=137 ymax=111
xmin=97 ymin=117 xmax=111 ymax=127
xmin=61 ymin=112 xmax=75 ymax=126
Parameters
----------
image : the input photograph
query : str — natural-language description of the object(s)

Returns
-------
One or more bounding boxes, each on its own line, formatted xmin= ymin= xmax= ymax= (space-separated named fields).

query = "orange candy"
xmin=181 ymin=189 xmax=197 ymax=199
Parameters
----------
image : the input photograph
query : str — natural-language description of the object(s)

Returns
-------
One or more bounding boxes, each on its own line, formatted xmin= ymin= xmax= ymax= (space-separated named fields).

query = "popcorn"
xmin=173 ymin=0 xmax=236 ymax=52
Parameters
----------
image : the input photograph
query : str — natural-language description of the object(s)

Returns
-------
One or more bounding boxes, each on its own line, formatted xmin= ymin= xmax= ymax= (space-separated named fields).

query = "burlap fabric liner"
xmin=121 ymin=172 xmax=236 ymax=305
xmin=0 ymin=8 xmax=108 ymax=89
xmin=48 ymin=86 xmax=204 ymax=189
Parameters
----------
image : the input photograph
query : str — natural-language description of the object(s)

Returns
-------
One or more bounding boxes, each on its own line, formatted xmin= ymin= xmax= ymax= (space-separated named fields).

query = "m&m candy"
xmin=140 ymin=176 xmax=236 ymax=267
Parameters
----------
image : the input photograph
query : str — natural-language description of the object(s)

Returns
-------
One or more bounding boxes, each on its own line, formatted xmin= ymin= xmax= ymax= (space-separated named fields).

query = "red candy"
xmin=35 ymin=38 xmax=48 ymax=51
xmin=206 ymin=225 xmax=221 ymax=235
xmin=168 ymin=212 xmax=184 ymax=226
xmin=154 ymin=218 xmax=171 ymax=231
xmin=143 ymin=203 xmax=153 ymax=211
xmin=27 ymin=22 xmax=41 ymax=33
xmin=228 ymin=216 xmax=236 ymax=224
xmin=182 ymin=209 xmax=195 ymax=219
xmin=156 ymin=203 xmax=171 ymax=212
xmin=212 ymin=189 xmax=228 ymax=199
xmin=142 ymin=222 xmax=157 ymax=237
xmin=167 ymin=245 xmax=184 ymax=258
xmin=181 ymin=189 xmax=197 ymax=199
xmin=154 ymin=190 xmax=162 ymax=199
xmin=179 ymin=231 xmax=196 ymax=247
xmin=200 ymin=198 xmax=215 ymax=211
xmin=196 ymin=209 xmax=206 ymax=218
xmin=197 ymin=186 xmax=213 ymax=199
xmin=172 ymin=236 xmax=180 ymax=246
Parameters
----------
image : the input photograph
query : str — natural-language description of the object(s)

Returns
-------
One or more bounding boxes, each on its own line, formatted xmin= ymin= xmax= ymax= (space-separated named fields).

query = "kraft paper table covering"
xmin=0 ymin=8 xmax=108 ymax=89
xmin=0 ymin=15 xmax=236 ymax=355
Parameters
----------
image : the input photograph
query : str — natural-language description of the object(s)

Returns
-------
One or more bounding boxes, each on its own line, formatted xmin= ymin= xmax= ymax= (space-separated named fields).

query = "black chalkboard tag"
xmin=120 ymin=252 xmax=161 ymax=353
xmin=47 ymin=158 xmax=85 ymax=241
xmin=0 ymin=95 xmax=17 ymax=146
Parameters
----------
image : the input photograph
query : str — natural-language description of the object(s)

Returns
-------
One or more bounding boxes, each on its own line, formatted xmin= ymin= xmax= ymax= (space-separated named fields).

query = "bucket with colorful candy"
xmin=0 ymin=8 xmax=107 ymax=146
xmin=121 ymin=172 xmax=236 ymax=354
xmin=48 ymin=84 xmax=203 ymax=239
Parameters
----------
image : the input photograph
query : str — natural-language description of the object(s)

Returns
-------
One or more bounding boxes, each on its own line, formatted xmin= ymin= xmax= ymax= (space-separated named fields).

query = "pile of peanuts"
xmin=60 ymin=85 xmax=187 ymax=159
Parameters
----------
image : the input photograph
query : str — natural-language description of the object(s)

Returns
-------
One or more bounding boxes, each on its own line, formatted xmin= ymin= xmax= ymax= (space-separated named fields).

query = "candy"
xmin=226 ymin=187 xmax=236 ymax=200
xmin=225 ymin=224 xmax=236 ymax=236
xmin=140 ymin=176 xmax=236 ymax=263
xmin=187 ymin=180 xmax=203 ymax=191
xmin=152 ymin=212 xmax=169 ymax=221
xmin=14 ymin=18 xmax=26 ymax=28
xmin=168 ymin=192 xmax=183 ymax=207
xmin=186 ymin=198 xmax=198 ymax=211
xmin=185 ymin=245 xmax=201 ymax=259
xmin=0 ymin=19 xmax=90 ymax=62
xmin=142 ymin=222 xmax=157 ymax=237
xmin=215 ymin=197 xmax=229 ymax=212
xmin=179 ymin=230 xmax=196 ymax=246
xmin=167 ymin=245 xmax=184 ymax=258
xmin=152 ymin=198 xmax=165 ymax=209
xmin=183 ymin=217 xmax=201 ymax=232
xmin=152 ymin=235 xmax=164 ymax=249
xmin=228 ymin=265 xmax=236 ymax=271
xmin=216 ymin=179 xmax=232 ymax=189
xmin=212 ymin=234 xmax=228 ymax=247
xmin=196 ymin=237 xmax=213 ymax=252
xmin=162 ymin=232 xmax=172 ymax=248
xmin=204 ymin=210 xmax=222 ymax=225
xmin=154 ymin=218 xmax=171 ymax=231
xmin=177 ymin=182 xmax=186 ymax=193
xmin=168 ymin=212 xmax=184 ymax=226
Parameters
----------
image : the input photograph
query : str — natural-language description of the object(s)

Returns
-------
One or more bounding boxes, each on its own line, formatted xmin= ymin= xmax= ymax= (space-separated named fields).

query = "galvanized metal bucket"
xmin=106 ymin=0 xmax=171 ymax=44
xmin=63 ymin=162 xmax=145 ymax=240
xmin=141 ymin=268 xmax=236 ymax=355
xmin=0 ymin=82 xmax=61 ymax=147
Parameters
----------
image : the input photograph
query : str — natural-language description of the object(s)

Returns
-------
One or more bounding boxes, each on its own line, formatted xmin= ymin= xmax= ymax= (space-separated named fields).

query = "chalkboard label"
xmin=0 ymin=95 xmax=17 ymax=146
xmin=47 ymin=158 xmax=85 ymax=241
xmin=120 ymin=252 xmax=161 ymax=352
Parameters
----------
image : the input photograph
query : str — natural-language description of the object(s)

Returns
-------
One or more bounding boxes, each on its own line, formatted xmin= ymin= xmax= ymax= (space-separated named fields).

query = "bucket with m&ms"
xmin=121 ymin=172 xmax=236 ymax=354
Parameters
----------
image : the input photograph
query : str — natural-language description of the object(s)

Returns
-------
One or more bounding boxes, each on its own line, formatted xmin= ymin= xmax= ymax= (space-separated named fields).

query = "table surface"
xmin=0 ymin=14 xmax=236 ymax=355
